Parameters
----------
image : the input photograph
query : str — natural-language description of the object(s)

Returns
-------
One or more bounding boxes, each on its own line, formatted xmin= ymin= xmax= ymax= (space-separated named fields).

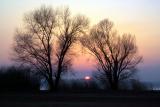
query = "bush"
xmin=0 ymin=66 xmax=40 ymax=92
xmin=119 ymin=79 xmax=151 ymax=91
xmin=130 ymin=79 xmax=150 ymax=91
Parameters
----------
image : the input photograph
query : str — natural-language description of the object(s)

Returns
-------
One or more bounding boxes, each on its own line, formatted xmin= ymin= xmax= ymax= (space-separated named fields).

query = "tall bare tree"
xmin=80 ymin=19 xmax=142 ymax=90
xmin=54 ymin=7 xmax=89 ymax=90
xmin=12 ymin=6 xmax=89 ymax=91
xmin=12 ymin=6 xmax=57 ymax=91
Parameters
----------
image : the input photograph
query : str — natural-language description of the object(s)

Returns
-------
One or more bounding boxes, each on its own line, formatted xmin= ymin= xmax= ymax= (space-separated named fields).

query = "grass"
xmin=0 ymin=91 xmax=160 ymax=107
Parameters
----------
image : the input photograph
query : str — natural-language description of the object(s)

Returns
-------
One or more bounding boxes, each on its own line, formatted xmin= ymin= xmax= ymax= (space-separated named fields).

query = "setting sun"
xmin=84 ymin=76 xmax=91 ymax=80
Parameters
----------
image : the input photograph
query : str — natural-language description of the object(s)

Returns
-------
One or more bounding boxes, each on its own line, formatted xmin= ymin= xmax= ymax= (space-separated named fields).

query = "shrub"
xmin=0 ymin=66 xmax=40 ymax=92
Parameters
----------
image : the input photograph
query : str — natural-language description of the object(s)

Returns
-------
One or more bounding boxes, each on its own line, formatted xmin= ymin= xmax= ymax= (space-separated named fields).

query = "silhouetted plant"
xmin=80 ymin=19 xmax=142 ymax=90
xmin=53 ymin=7 xmax=89 ymax=90
xmin=12 ymin=6 xmax=57 ymax=91
xmin=12 ymin=6 xmax=89 ymax=91
xmin=130 ymin=79 xmax=151 ymax=90
xmin=0 ymin=66 xmax=40 ymax=91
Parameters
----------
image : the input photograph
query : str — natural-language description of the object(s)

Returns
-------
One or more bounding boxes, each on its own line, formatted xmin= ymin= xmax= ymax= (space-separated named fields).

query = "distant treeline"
xmin=0 ymin=66 xmax=152 ymax=92
xmin=0 ymin=66 xmax=39 ymax=92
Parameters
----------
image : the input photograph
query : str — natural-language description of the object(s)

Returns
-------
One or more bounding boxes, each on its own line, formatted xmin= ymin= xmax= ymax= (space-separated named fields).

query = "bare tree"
xmin=12 ymin=6 xmax=57 ymax=91
xmin=53 ymin=7 xmax=89 ymax=90
xmin=80 ymin=19 xmax=142 ymax=90
xmin=12 ymin=6 xmax=89 ymax=91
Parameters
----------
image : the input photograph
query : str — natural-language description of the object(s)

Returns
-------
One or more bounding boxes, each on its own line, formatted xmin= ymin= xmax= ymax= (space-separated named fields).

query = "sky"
xmin=0 ymin=0 xmax=160 ymax=83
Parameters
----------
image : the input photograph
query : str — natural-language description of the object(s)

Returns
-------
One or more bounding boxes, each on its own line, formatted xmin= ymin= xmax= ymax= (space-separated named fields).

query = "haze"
xmin=0 ymin=0 xmax=160 ymax=83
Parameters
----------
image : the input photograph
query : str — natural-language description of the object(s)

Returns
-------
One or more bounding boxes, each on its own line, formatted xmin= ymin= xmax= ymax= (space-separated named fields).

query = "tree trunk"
xmin=54 ymin=62 xmax=62 ymax=91
xmin=112 ymin=63 xmax=119 ymax=91
xmin=47 ymin=76 xmax=54 ymax=92
xmin=111 ymin=80 xmax=119 ymax=91
xmin=106 ymin=74 xmax=119 ymax=90
xmin=55 ymin=71 xmax=61 ymax=91
xmin=111 ymin=83 xmax=118 ymax=90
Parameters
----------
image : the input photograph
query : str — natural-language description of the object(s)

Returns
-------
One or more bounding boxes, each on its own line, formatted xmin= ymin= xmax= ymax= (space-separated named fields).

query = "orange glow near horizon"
xmin=0 ymin=0 xmax=160 ymax=81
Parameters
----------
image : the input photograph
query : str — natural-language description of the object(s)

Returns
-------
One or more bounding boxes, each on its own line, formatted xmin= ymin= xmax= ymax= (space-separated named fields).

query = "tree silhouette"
xmin=54 ymin=7 xmax=89 ymax=90
xmin=80 ymin=19 xmax=142 ymax=90
xmin=12 ymin=6 xmax=89 ymax=91
xmin=12 ymin=6 xmax=56 ymax=91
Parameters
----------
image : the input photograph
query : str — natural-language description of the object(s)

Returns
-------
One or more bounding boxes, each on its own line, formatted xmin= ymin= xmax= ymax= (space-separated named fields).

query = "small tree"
xmin=81 ymin=19 xmax=142 ymax=90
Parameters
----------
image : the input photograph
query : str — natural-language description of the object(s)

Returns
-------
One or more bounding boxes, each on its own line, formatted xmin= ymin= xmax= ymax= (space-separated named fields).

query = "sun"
xmin=84 ymin=76 xmax=91 ymax=80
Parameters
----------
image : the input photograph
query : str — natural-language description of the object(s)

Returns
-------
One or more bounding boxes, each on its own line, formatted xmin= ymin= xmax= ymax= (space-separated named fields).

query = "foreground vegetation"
xmin=0 ymin=66 xmax=151 ymax=92
xmin=0 ymin=66 xmax=39 ymax=91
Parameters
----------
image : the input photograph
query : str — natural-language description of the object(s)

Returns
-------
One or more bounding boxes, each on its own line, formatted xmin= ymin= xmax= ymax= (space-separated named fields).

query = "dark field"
xmin=0 ymin=91 xmax=160 ymax=107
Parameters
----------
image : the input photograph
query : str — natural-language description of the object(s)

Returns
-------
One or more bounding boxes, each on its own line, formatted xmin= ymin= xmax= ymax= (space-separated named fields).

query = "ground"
xmin=0 ymin=91 xmax=160 ymax=107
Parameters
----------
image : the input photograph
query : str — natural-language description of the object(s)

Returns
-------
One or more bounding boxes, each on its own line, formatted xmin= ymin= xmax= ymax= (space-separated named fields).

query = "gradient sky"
xmin=0 ymin=0 xmax=160 ymax=82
